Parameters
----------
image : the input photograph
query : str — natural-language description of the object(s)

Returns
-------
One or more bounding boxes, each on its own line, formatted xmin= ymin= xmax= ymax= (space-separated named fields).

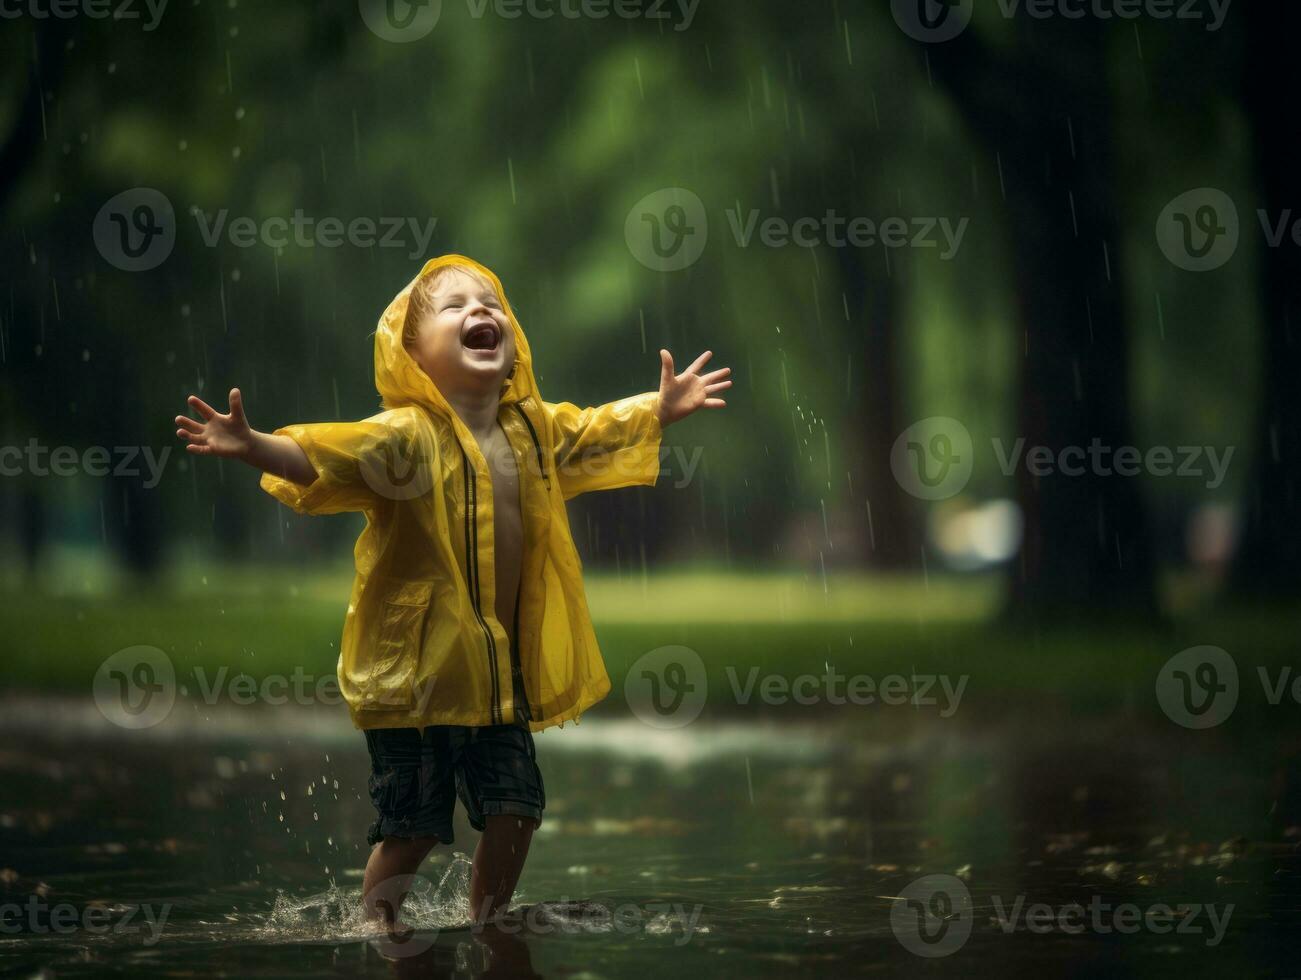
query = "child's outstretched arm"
xmin=544 ymin=348 xmax=731 ymax=499
xmin=175 ymin=388 xmax=317 ymax=486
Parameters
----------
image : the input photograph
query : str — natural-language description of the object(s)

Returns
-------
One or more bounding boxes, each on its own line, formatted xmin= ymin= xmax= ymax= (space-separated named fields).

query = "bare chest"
xmin=476 ymin=424 xmax=525 ymax=635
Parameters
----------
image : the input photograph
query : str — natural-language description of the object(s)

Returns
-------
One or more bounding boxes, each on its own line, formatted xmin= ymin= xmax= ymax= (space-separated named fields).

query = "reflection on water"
xmin=0 ymin=701 xmax=1298 ymax=977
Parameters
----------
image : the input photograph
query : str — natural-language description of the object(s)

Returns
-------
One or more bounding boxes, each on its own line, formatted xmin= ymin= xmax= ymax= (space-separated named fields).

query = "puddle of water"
xmin=0 ymin=702 xmax=1298 ymax=977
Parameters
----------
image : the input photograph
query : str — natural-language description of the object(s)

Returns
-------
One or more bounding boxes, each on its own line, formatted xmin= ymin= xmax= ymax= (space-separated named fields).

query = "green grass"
xmin=2 ymin=564 xmax=1296 ymax=718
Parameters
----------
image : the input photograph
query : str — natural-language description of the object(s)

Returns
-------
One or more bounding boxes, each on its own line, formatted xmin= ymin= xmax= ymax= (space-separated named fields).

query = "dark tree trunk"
xmin=922 ymin=21 xmax=1159 ymax=621
xmin=19 ymin=488 xmax=45 ymax=579
xmin=1232 ymin=7 xmax=1301 ymax=599
xmin=837 ymin=246 xmax=921 ymax=568
xmin=0 ymin=23 xmax=68 ymax=574
xmin=0 ymin=22 xmax=65 ymax=217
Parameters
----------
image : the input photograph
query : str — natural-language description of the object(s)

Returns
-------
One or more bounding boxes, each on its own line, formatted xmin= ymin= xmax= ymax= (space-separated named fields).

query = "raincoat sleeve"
xmin=259 ymin=414 xmax=422 ymax=515
xmin=542 ymin=391 xmax=664 ymax=501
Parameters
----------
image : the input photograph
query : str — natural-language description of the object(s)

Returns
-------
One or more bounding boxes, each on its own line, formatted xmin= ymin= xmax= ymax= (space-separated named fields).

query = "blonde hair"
xmin=402 ymin=263 xmax=501 ymax=346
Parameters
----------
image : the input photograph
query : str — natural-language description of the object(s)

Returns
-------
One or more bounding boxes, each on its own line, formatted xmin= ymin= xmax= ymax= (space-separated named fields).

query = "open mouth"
xmin=463 ymin=321 xmax=500 ymax=352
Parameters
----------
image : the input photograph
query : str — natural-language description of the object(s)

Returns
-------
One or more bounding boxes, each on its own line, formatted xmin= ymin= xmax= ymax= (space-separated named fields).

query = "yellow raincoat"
xmin=260 ymin=255 xmax=663 ymax=732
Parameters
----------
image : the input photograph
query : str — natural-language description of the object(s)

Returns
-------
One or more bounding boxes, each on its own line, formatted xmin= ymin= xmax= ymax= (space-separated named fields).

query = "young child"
xmin=173 ymin=254 xmax=730 ymax=928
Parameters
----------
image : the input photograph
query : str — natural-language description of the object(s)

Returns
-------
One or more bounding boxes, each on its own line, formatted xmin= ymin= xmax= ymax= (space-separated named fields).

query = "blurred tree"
xmin=1 ymin=19 xmax=68 ymax=571
xmin=836 ymin=240 xmax=919 ymax=568
xmin=1234 ymin=4 xmax=1301 ymax=600
xmin=917 ymin=14 xmax=1158 ymax=620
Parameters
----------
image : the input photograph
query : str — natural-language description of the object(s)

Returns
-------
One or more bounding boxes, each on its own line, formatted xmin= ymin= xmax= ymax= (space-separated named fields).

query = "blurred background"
xmin=0 ymin=1 xmax=1298 ymax=976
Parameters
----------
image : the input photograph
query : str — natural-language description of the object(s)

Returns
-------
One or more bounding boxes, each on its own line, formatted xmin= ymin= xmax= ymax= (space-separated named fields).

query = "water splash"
xmin=259 ymin=855 xmax=477 ymax=944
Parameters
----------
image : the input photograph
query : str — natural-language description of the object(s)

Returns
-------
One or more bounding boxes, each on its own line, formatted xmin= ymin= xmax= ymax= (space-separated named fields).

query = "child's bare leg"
xmin=469 ymin=815 xmax=535 ymax=923
xmin=363 ymin=834 xmax=440 ymax=925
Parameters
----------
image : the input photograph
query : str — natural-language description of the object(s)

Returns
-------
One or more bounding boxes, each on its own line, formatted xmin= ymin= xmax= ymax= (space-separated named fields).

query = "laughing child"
xmin=173 ymin=255 xmax=731 ymax=927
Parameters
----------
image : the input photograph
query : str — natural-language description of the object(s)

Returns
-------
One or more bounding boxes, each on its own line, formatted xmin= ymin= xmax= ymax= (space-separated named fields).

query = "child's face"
xmin=407 ymin=269 xmax=516 ymax=399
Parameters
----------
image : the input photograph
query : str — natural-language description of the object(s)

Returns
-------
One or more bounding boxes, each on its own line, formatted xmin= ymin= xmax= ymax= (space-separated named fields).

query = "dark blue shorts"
xmin=363 ymin=717 xmax=545 ymax=847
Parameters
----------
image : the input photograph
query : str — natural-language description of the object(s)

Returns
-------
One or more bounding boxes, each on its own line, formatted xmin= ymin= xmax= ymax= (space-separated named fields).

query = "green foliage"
xmin=0 ymin=4 xmax=1267 ymax=576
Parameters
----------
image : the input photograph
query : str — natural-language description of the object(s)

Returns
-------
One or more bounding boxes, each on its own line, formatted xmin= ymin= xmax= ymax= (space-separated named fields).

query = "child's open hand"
xmin=175 ymin=388 xmax=255 ymax=459
xmin=656 ymin=349 xmax=731 ymax=427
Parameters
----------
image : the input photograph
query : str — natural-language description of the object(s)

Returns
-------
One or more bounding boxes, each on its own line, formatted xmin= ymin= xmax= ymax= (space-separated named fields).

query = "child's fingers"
xmin=703 ymin=397 xmax=727 ymax=409
xmin=659 ymin=348 xmax=674 ymax=378
xmin=704 ymin=379 xmax=732 ymax=394
xmin=188 ymin=395 xmax=218 ymax=420
xmin=228 ymin=387 xmax=246 ymax=423
xmin=175 ymin=415 xmax=203 ymax=434
xmin=701 ymin=367 xmax=731 ymax=382
xmin=184 ymin=442 xmax=211 ymax=456
xmin=685 ymin=349 xmax=713 ymax=374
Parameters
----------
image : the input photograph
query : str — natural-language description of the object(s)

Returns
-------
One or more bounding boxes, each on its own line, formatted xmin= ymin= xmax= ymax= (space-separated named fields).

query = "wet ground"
xmin=0 ymin=699 xmax=1299 ymax=978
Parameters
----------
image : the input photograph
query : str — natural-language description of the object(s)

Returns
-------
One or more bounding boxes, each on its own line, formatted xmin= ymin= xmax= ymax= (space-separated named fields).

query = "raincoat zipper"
xmin=457 ymin=406 xmax=546 ymax=728
xmin=459 ymin=442 xmax=503 ymax=725
xmin=513 ymin=402 xmax=551 ymax=491
xmin=511 ymin=402 xmax=549 ymax=725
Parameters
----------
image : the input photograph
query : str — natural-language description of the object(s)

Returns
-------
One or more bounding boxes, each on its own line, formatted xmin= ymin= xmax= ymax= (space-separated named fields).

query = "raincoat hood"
xmin=260 ymin=255 xmax=665 ymax=733
xmin=374 ymin=254 xmax=537 ymax=417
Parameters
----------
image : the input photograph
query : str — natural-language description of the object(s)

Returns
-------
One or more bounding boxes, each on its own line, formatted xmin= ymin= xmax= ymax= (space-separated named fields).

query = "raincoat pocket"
xmin=366 ymin=580 xmax=435 ymax=707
